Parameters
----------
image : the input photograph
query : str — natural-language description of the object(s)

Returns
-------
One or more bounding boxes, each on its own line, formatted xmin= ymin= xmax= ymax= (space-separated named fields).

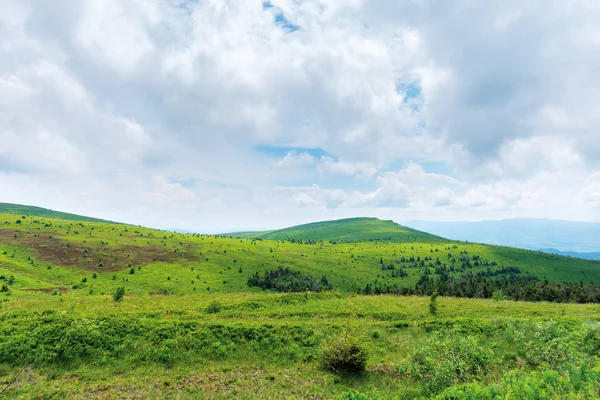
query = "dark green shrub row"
xmin=0 ymin=316 xmax=318 ymax=366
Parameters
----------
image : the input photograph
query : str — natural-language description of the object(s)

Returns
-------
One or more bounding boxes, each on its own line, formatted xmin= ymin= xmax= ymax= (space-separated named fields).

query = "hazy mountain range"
xmin=405 ymin=219 xmax=600 ymax=260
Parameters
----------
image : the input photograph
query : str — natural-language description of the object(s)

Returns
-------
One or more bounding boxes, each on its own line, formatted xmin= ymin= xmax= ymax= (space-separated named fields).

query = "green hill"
xmin=0 ymin=202 xmax=110 ymax=223
xmin=1 ymin=206 xmax=600 ymax=398
xmin=227 ymin=217 xmax=442 ymax=242
xmin=1 ymin=210 xmax=599 ymax=300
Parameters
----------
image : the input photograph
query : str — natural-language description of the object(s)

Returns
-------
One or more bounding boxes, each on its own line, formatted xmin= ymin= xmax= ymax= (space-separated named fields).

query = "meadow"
xmin=1 ymin=208 xmax=600 ymax=398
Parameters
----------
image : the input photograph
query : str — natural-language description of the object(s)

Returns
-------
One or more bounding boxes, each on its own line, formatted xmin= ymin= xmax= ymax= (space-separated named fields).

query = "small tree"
xmin=429 ymin=291 xmax=439 ymax=315
xmin=113 ymin=286 xmax=125 ymax=302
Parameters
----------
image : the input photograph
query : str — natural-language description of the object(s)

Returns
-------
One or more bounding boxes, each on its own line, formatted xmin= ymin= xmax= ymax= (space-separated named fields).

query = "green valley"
xmin=0 ymin=208 xmax=599 ymax=398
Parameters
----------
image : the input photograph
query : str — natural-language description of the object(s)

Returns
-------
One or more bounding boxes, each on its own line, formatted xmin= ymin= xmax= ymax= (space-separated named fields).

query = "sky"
xmin=1 ymin=0 xmax=600 ymax=233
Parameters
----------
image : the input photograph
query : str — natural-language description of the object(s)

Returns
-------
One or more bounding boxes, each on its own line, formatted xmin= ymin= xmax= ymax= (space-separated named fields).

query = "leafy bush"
xmin=523 ymin=320 xmax=577 ymax=368
xmin=584 ymin=327 xmax=600 ymax=356
xmin=338 ymin=390 xmax=383 ymax=400
xmin=436 ymin=365 xmax=600 ymax=399
xmin=399 ymin=334 xmax=492 ymax=396
xmin=247 ymin=267 xmax=332 ymax=292
xmin=205 ymin=301 xmax=222 ymax=314
xmin=113 ymin=287 xmax=125 ymax=302
xmin=322 ymin=333 xmax=369 ymax=374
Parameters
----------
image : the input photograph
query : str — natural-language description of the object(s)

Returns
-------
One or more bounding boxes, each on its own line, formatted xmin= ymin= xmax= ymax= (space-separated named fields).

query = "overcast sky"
xmin=1 ymin=0 xmax=600 ymax=232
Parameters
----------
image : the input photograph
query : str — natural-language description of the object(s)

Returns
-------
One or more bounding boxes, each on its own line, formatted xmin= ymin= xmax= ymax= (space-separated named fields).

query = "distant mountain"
xmin=536 ymin=248 xmax=600 ymax=261
xmin=405 ymin=219 xmax=600 ymax=254
xmin=226 ymin=217 xmax=443 ymax=242
xmin=0 ymin=202 xmax=110 ymax=223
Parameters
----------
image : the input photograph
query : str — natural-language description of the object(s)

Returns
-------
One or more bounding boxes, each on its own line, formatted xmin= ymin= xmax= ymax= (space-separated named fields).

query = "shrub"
xmin=429 ymin=291 xmax=439 ymax=315
xmin=205 ymin=301 xmax=222 ymax=314
xmin=492 ymin=291 xmax=505 ymax=301
xmin=113 ymin=287 xmax=125 ymax=302
xmin=322 ymin=333 xmax=369 ymax=374
xmin=399 ymin=334 xmax=492 ymax=396
xmin=338 ymin=390 xmax=383 ymax=400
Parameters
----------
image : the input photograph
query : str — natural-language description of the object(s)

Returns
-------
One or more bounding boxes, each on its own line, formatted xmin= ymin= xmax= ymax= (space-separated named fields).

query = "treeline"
xmin=356 ymin=273 xmax=600 ymax=303
xmin=247 ymin=267 xmax=332 ymax=292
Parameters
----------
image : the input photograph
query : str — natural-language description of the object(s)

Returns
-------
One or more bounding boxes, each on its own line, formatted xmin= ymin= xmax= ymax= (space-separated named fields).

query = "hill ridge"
xmin=0 ymin=202 xmax=111 ymax=223
xmin=225 ymin=217 xmax=443 ymax=243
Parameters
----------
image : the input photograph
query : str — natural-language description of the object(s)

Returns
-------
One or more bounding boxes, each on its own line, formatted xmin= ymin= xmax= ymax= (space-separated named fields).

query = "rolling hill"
xmin=1 ymin=208 xmax=600 ymax=300
xmin=0 ymin=202 xmax=110 ymax=223
xmin=2 ymin=206 xmax=600 ymax=398
xmin=227 ymin=217 xmax=443 ymax=243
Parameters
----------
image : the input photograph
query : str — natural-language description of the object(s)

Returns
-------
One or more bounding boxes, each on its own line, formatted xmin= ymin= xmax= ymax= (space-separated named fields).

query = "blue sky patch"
xmin=254 ymin=145 xmax=329 ymax=159
xmin=274 ymin=12 xmax=300 ymax=32
xmin=262 ymin=2 xmax=300 ymax=32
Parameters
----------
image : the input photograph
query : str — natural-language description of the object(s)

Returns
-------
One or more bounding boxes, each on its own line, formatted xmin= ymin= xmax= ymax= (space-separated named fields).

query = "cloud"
xmin=318 ymin=157 xmax=377 ymax=179
xmin=0 ymin=0 xmax=599 ymax=231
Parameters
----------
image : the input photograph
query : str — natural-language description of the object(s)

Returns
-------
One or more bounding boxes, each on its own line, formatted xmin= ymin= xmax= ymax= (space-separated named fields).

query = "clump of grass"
xmin=205 ymin=300 xmax=222 ymax=314
xmin=322 ymin=328 xmax=369 ymax=374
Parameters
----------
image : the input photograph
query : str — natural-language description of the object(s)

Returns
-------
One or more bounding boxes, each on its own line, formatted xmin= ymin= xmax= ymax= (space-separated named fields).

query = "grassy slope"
xmin=226 ymin=217 xmax=442 ymax=243
xmin=1 ymin=213 xmax=600 ymax=299
xmin=1 ymin=293 xmax=599 ymax=398
xmin=1 ymin=211 xmax=600 ymax=398
xmin=0 ymin=202 xmax=110 ymax=223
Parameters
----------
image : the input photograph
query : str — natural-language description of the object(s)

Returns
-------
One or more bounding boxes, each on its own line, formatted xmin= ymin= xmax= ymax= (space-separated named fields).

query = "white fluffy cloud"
xmin=0 ymin=0 xmax=599 ymax=231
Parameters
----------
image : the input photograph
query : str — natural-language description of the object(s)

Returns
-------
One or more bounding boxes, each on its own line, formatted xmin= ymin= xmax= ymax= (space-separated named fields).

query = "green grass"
xmin=226 ymin=217 xmax=443 ymax=243
xmin=0 ymin=293 xmax=599 ymax=398
xmin=1 ymin=209 xmax=600 ymax=398
xmin=1 ymin=212 xmax=599 ymax=299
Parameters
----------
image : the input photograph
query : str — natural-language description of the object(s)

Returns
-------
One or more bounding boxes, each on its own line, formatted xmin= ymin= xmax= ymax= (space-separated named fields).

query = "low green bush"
xmin=205 ymin=301 xmax=222 ymax=314
xmin=398 ymin=333 xmax=492 ymax=396
xmin=321 ymin=333 xmax=369 ymax=374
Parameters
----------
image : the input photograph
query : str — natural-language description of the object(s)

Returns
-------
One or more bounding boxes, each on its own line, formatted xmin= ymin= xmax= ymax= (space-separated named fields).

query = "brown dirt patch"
xmin=20 ymin=287 xmax=69 ymax=294
xmin=1 ymin=229 xmax=198 ymax=272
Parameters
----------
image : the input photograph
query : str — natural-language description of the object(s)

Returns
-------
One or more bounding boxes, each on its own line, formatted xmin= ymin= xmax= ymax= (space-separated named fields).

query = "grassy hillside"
xmin=1 ymin=212 xmax=599 ymax=299
xmin=227 ymin=217 xmax=442 ymax=243
xmin=1 ymin=210 xmax=600 ymax=398
xmin=0 ymin=202 xmax=110 ymax=223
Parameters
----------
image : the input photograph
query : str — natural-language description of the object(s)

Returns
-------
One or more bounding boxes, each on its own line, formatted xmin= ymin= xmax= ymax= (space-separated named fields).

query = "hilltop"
xmin=0 ymin=202 xmax=110 ymax=223
xmin=227 ymin=217 xmax=442 ymax=243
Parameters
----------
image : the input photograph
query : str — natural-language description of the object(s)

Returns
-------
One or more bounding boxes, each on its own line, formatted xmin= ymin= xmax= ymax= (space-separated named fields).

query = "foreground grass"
xmin=1 ymin=293 xmax=599 ymax=398
xmin=2 ymin=212 xmax=600 ymax=398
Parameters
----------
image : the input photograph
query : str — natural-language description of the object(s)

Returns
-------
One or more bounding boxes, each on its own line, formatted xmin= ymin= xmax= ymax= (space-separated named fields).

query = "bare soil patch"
xmin=1 ymin=230 xmax=197 ymax=272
